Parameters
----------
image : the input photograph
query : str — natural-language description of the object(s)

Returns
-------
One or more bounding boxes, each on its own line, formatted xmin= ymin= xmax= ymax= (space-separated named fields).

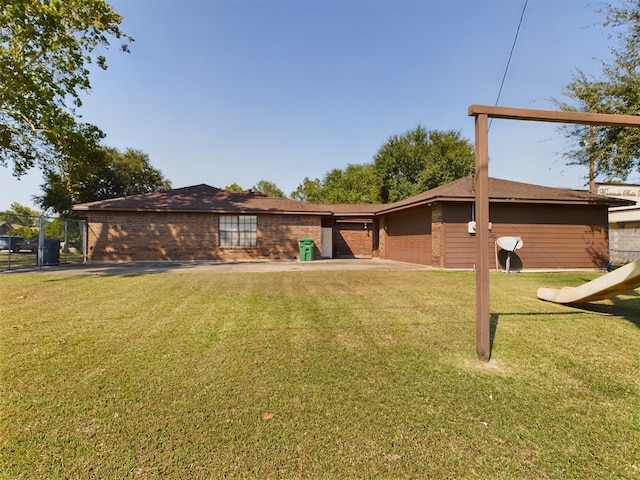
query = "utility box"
xmin=299 ymin=238 xmax=315 ymax=262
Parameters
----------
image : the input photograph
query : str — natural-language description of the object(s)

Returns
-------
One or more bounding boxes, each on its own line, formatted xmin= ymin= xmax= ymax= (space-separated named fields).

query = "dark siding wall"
xmin=490 ymin=204 xmax=609 ymax=269
xmin=441 ymin=203 xmax=475 ymax=269
xmin=441 ymin=202 xmax=610 ymax=269
xmin=382 ymin=206 xmax=432 ymax=265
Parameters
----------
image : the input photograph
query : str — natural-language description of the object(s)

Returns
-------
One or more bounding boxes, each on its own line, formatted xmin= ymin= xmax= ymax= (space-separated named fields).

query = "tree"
xmin=0 ymin=0 xmax=132 ymax=176
xmin=558 ymin=0 xmax=640 ymax=183
xmin=324 ymin=164 xmax=378 ymax=204
xmin=0 ymin=203 xmax=40 ymax=238
xmin=291 ymin=177 xmax=324 ymax=202
xmin=224 ymin=183 xmax=244 ymax=192
xmin=0 ymin=202 xmax=40 ymax=226
xmin=252 ymin=180 xmax=285 ymax=198
xmin=291 ymin=127 xmax=474 ymax=204
xmin=35 ymin=147 xmax=171 ymax=215
xmin=291 ymin=164 xmax=378 ymax=204
xmin=373 ymin=126 xmax=475 ymax=203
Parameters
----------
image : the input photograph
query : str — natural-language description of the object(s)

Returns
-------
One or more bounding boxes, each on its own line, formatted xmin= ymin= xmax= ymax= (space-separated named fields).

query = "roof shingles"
xmin=73 ymin=184 xmax=335 ymax=214
xmin=376 ymin=176 xmax=631 ymax=213
xmin=72 ymin=178 xmax=631 ymax=215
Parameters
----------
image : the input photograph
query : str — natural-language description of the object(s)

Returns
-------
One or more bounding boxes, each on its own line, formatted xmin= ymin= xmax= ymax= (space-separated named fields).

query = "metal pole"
xmin=38 ymin=216 xmax=45 ymax=267
xmin=64 ymin=219 xmax=68 ymax=264
xmin=7 ymin=224 xmax=12 ymax=270
xmin=82 ymin=220 xmax=87 ymax=263
xmin=475 ymin=113 xmax=491 ymax=361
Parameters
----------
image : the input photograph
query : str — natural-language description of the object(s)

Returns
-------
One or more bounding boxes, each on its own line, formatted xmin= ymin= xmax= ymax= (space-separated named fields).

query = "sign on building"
xmin=596 ymin=184 xmax=640 ymax=205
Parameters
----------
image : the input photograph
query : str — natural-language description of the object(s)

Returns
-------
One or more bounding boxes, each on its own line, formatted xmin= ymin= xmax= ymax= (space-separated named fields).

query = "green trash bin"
xmin=299 ymin=238 xmax=315 ymax=262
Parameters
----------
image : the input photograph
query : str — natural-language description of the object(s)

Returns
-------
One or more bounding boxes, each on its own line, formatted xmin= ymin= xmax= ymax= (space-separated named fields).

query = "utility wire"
xmin=489 ymin=0 xmax=528 ymax=131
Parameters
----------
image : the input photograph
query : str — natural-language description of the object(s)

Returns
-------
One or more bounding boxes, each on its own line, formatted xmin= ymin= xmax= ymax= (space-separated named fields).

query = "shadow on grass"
xmin=490 ymin=313 xmax=499 ymax=358
xmin=569 ymin=300 xmax=640 ymax=329
xmin=490 ymin=296 xmax=640 ymax=359
xmin=490 ymin=300 xmax=640 ymax=357
xmin=6 ymin=262 xmax=209 ymax=278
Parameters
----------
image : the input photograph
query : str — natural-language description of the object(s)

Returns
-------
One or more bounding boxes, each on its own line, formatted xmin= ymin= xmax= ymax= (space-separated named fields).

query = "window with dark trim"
xmin=219 ymin=215 xmax=257 ymax=247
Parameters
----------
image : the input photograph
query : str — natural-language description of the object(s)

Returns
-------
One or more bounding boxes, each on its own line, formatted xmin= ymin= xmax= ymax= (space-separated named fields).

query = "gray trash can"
xmin=39 ymin=239 xmax=61 ymax=266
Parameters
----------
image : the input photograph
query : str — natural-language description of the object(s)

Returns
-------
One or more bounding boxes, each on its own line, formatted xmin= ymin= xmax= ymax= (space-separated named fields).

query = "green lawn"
xmin=1 ymin=270 xmax=639 ymax=479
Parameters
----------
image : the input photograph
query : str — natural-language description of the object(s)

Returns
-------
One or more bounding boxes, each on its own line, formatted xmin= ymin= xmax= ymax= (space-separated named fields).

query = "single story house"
xmin=72 ymin=185 xmax=378 ymax=263
xmin=0 ymin=222 xmax=23 ymax=235
xmin=72 ymin=177 xmax=630 ymax=270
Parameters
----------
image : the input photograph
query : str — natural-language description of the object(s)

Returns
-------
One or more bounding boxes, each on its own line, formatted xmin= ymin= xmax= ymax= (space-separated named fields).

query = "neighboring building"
xmin=0 ymin=222 xmax=22 ymax=235
xmin=73 ymin=178 xmax=630 ymax=270
xmin=596 ymin=183 xmax=640 ymax=264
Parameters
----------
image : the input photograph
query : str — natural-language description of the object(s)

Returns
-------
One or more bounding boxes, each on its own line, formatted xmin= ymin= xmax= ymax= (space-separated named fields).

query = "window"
xmin=219 ymin=215 xmax=257 ymax=247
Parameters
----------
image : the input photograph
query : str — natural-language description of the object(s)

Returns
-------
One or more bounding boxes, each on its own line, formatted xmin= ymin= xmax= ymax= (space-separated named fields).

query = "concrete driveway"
xmin=3 ymin=258 xmax=434 ymax=275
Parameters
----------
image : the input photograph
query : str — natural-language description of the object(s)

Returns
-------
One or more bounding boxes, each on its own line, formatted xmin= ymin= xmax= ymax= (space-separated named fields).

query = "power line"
xmin=489 ymin=0 xmax=528 ymax=131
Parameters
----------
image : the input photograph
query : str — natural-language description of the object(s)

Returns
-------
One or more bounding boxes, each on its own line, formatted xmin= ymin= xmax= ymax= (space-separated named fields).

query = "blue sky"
xmin=1 ymin=0 xmax=620 ymax=212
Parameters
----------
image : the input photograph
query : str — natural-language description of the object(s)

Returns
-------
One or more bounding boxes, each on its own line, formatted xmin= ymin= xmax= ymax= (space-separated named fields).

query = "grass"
xmin=1 ymin=270 xmax=639 ymax=479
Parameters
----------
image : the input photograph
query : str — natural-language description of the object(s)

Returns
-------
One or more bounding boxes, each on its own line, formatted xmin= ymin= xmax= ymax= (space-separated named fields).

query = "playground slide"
xmin=537 ymin=258 xmax=640 ymax=304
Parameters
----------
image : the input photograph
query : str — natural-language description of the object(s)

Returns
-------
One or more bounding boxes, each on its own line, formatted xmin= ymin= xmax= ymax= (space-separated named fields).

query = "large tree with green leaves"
xmin=0 ymin=202 xmax=40 ymax=225
xmin=373 ymin=126 xmax=475 ymax=203
xmin=252 ymin=180 xmax=286 ymax=198
xmin=291 ymin=177 xmax=323 ymax=203
xmin=35 ymin=147 xmax=171 ymax=215
xmin=0 ymin=0 xmax=132 ymax=176
xmin=558 ymin=0 xmax=640 ymax=183
xmin=291 ymin=163 xmax=378 ymax=204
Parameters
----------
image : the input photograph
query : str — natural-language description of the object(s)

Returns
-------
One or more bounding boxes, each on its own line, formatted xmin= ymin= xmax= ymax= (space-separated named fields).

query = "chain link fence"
xmin=0 ymin=215 xmax=86 ymax=271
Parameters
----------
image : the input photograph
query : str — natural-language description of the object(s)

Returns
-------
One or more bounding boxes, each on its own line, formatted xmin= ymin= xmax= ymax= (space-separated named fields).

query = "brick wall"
xmin=333 ymin=221 xmax=373 ymax=258
xmin=375 ymin=218 xmax=386 ymax=259
xmin=84 ymin=211 xmax=322 ymax=262
xmin=431 ymin=204 xmax=444 ymax=268
xmin=609 ymin=223 xmax=640 ymax=264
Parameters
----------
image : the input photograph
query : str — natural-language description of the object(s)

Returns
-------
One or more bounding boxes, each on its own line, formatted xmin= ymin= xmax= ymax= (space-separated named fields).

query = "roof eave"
xmin=72 ymin=206 xmax=334 ymax=215
xmin=374 ymin=195 xmax=628 ymax=214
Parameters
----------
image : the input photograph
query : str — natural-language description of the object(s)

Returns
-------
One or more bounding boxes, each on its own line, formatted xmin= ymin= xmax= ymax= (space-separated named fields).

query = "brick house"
xmin=72 ymin=185 xmax=316 ymax=262
xmin=72 ymin=184 xmax=377 ymax=262
xmin=73 ymin=178 xmax=629 ymax=269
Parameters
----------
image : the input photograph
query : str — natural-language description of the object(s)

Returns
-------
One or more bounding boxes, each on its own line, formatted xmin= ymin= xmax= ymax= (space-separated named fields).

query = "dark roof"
xmin=377 ymin=176 xmax=633 ymax=214
xmin=72 ymin=184 xmax=335 ymax=215
xmin=72 ymin=184 xmax=387 ymax=216
xmin=72 ymin=178 xmax=632 ymax=216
